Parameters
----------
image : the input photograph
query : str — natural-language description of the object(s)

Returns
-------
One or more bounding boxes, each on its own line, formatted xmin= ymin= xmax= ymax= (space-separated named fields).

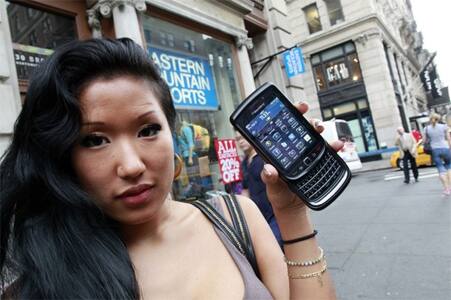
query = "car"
xmin=390 ymin=143 xmax=432 ymax=170
xmin=321 ymin=119 xmax=363 ymax=172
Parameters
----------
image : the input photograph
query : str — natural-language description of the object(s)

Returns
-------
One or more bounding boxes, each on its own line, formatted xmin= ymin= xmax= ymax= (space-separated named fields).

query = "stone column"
xmin=235 ymin=35 xmax=255 ymax=97
xmin=387 ymin=46 xmax=410 ymax=130
xmin=97 ymin=0 xmax=146 ymax=47
xmin=0 ymin=0 xmax=22 ymax=156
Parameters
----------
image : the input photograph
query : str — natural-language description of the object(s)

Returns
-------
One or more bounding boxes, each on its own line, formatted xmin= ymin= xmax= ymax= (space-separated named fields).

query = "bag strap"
xmin=191 ymin=199 xmax=247 ymax=256
xmin=192 ymin=196 xmax=260 ymax=278
xmin=222 ymin=193 xmax=260 ymax=279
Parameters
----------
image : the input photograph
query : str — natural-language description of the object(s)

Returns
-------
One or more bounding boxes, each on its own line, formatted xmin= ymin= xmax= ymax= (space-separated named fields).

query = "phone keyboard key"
xmin=295 ymin=151 xmax=345 ymax=202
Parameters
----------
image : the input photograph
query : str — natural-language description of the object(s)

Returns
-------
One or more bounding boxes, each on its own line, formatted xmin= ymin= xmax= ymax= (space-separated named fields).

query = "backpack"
xmin=189 ymin=123 xmax=210 ymax=153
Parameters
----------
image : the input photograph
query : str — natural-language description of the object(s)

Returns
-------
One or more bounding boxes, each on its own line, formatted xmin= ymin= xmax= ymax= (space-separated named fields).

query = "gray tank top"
xmin=206 ymin=197 xmax=274 ymax=300
xmin=425 ymin=124 xmax=448 ymax=149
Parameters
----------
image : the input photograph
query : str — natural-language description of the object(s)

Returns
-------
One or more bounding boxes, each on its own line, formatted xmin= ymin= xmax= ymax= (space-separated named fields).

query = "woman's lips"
xmin=117 ymin=185 xmax=152 ymax=208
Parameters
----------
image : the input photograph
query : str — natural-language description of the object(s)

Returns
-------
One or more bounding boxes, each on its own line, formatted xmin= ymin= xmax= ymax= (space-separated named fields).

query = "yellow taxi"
xmin=390 ymin=143 xmax=433 ymax=170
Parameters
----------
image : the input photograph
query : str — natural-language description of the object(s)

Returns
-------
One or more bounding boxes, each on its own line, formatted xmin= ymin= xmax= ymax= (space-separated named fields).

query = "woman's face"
xmin=72 ymin=76 xmax=174 ymax=225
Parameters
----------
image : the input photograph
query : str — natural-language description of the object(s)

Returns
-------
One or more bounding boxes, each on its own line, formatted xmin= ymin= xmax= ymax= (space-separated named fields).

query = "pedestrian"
xmin=395 ymin=127 xmax=419 ymax=183
xmin=423 ymin=113 xmax=451 ymax=195
xmin=235 ymin=131 xmax=283 ymax=248
xmin=0 ymin=38 xmax=340 ymax=299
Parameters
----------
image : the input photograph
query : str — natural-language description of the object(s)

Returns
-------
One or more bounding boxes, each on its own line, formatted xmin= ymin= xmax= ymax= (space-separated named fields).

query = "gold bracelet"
xmin=284 ymin=247 xmax=324 ymax=267
xmin=288 ymin=262 xmax=328 ymax=286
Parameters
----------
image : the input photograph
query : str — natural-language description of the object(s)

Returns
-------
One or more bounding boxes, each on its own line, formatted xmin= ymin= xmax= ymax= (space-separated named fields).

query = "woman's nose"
xmin=116 ymin=143 xmax=146 ymax=179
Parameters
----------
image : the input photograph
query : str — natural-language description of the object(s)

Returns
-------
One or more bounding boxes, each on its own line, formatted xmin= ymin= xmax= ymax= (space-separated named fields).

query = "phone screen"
xmin=245 ymin=97 xmax=316 ymax=171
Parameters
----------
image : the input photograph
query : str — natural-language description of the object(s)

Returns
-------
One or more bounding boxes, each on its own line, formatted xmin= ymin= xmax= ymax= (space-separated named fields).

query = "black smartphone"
xmin=230 ymin=82 xmax=351 ymax=210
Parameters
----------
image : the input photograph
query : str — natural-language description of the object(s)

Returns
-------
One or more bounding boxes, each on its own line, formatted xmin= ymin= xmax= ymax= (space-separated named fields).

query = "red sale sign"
xmin=214 ymin=138 xmax=242 ymax=184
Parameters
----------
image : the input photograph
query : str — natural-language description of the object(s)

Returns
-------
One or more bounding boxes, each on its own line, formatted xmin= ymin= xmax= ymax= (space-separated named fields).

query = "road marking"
xmin=384 ymin=170 xmax=438 ymax=181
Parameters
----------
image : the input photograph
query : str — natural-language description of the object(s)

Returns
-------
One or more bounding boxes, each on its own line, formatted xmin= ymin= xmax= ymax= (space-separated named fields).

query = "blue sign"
xmin=283 ymin=47 xmax=305 ymax=78
xmin=149 ymin=47 xmax=219 ymax=110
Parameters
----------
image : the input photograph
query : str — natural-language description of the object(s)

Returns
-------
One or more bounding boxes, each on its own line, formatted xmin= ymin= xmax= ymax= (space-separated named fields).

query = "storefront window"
xmin=321 ymin=46 xmax=343 ymax=61
xmin=314 ymin=65 xmax=326 ymax=91
xmin=143 ymin=16 xmax=242 ymax=200
xmin=362 ymin=116 xmax=377 ymax=151
xmin=349 ymin=53 xmax=362 ymax=82
xmin=323 ymin=99 xmax=377 ymax=153
xmin=323 ymin=108 xmax=333 ymax=119
xmin=6 ymin=1 xmax=76 ymax=81
xmin=325 ymin=58 xmax=350 ymax=87
xmin=312 ymin=42 xmax=363 ymax=91
xmin=332 ymin=102 xmax=356 ymax=115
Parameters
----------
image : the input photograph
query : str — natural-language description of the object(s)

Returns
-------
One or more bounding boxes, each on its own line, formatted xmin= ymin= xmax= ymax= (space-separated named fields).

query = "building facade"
xmin=286 ymin=0 xmax=429 ymax=154
xmin=1 ymin=0 xmax=299 ymax=199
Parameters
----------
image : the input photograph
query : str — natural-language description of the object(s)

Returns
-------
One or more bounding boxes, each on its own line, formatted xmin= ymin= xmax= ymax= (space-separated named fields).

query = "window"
xmin=314 ymin=65 xmax=326 ymax=91
xmin=43 ymin=17 xmax=53 ymax=31
xmin=6 ymin=1 xmax=76 ymax=81
xmin=325 ymin=58 xmax=349 ymax=87
xmin=144 ymin=29 xmax=152 ymax=44
xmin=143 ymin=15 xmax=243 ymax=201
xmin=167 ymin=34 xmax=175 ymax=47
xmin=303 ymin=3 xmax=322 ymax=34
xmin=184 ymin=40 xmax=196 ymax=52
xmin=29 ymin=31 xmax=37 ymax=45
xmin=159 ymin=32 xmax=167 ymax=45
xmin=348 ymin=53 xmax=362 ymax=82
xmin=324 ymin=0 xmax=344 ymax=26
xmin=311 ymin=42 xmax=362 ymax=91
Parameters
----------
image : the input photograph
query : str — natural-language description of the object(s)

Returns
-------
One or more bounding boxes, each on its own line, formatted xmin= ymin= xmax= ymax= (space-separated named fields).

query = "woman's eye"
xmin=138 ymin=124 xmax=161 ymax=138
xmin=80 ymin=135 xmax=109 ymax=148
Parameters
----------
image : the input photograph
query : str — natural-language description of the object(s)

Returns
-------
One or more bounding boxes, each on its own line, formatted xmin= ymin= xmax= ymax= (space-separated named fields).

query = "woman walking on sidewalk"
xmin=424 ymin=113 xmax=451 ymax=195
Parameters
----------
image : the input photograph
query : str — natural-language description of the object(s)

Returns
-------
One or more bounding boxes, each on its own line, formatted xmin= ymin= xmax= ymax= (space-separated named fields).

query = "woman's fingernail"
xmin=263 ymin=165 xmax=272 ymax=176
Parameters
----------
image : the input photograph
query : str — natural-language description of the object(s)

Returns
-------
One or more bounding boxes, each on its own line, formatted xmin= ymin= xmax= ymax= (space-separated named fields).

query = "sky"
xmin=410 ymin=0 xmax=450 ymax=87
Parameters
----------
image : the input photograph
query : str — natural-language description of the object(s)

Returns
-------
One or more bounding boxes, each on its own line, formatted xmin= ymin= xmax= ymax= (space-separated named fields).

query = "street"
xmin=311 ymin=167 xmax=451 ymax=300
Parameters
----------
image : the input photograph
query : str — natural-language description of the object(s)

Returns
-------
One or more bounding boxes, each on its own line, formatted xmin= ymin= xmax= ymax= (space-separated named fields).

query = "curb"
xmin=353 ymin=166 xmax=393 ymax=174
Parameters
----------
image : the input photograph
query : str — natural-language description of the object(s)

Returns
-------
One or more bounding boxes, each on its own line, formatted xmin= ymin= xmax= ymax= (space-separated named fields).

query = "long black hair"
xmin=0 ymin=38 xmax=176 ymax=299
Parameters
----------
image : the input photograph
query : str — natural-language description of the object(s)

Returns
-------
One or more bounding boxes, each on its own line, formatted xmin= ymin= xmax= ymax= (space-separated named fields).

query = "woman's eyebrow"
xmin=137 ymin=110 xmax=156 ymax=120
xmin=81 ymin=111 xmax=157 ymax=127
xmin=81 ymin=121 xmax=105 ymax=127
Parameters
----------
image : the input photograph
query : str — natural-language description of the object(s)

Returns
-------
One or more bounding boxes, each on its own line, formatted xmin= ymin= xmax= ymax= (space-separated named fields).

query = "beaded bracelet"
xmin=284 ymin=247 xmax=324 ymax=267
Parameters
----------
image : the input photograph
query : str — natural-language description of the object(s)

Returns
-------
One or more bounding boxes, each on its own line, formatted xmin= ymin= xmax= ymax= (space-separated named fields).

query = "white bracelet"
xmin=284 ymin=247 xmax=324 ymax=267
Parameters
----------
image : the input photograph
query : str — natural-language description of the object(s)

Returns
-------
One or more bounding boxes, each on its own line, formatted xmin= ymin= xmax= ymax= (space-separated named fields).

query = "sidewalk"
xmin=353 ymin=157 xmax=393 ymax=173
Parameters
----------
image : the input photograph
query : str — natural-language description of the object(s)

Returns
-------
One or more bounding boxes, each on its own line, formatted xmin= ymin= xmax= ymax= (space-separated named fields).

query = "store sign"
xmin=420 ymin=67 xmax=443 ymax=99
xmin=149 ymin=47 xmax=219 ymax=110
xmin=326 ymin=62 xmax=349 ymax=82
xmin=214 ymin=139 xmax=242 ymax=184
xmin=420 ymin=69 xmax=433 ymax=91
xmin=13 ymin=44 xmax=53 ymax=80
xmin=283 ymin=47 xmax=305 ymax=78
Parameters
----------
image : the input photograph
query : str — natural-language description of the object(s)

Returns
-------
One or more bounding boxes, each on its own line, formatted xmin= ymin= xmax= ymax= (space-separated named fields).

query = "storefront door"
xmin=323 ymin=98 xmax=378 ymax=153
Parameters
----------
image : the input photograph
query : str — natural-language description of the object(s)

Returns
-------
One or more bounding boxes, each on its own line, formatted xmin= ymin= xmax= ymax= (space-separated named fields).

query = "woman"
xmin=0 ymin=38 xmax=340 ymax=299
xmin=424 ymin=113 xmax=451 ymax=195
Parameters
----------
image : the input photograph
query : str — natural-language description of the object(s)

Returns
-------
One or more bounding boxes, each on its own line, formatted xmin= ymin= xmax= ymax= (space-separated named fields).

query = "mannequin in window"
xmin=177 ymin=120 xmax=203 ymax=199
xmin=178 ymin=120 xmax=197 ymax=166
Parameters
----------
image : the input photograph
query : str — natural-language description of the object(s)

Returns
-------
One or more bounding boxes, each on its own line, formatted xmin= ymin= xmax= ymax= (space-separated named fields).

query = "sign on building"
xmin=12 ymin=44 xmax=53 ymax=81
xmin=420 ymin=66 xmax=443 ymax=99
xmin=283 ymin=47 xmax=305 ymax=78
xmin=214 ymin=139 xmax=242 ymax=184
xmin=149 ymin=47 xmax=219 ymax=110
